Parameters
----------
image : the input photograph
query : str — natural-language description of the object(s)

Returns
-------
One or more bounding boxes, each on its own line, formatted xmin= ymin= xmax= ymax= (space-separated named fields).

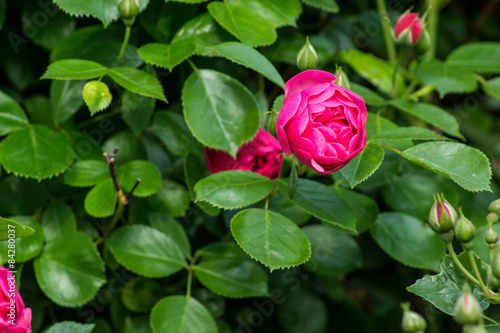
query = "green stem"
xmin=468 ymin=250 xmax=490 ymax=296
xmin=391 ymin=47 xmax=411 ymax=98
xmin=187 ymin=59 xmax=198 ymax=72
xmin=483 ymin=314 xmax=500 ymax=324
xmin=117 ymin=25 xmax=131 ymax=65
xmin=401 ymin=62 xmax=421 ymax=99
xmin=446 ymin=242 xmax=481 ymax=286
xmin=377 ymin=144 xmax=403 ymax=155
xmin=186 ymin=251 xmax=200 ymax=299
xmin=426 ymin=0 xmax=438 ymax=59
xmin=107 ymin=199 xmax=125 ymax=236
xmin=375 ymin=0 xmax=397 ymax=65
xmin=490 ymin=244 xmax=496 ymax=263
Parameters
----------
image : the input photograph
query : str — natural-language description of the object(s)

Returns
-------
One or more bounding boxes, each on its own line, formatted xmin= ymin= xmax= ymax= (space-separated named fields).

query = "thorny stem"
xmin=446 ymin=242 xmax=481 ymax=286
xmin=375 ymin=0 xmax=397 ymax=65
xmin=117 ymin=25 xmax=131 ymax=65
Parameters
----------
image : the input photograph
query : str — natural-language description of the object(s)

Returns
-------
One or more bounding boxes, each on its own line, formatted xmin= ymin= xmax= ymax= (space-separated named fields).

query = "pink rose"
xmin=394 ymin=12 xmax=422 ymax=44
xmin=0 ymin=268 xmax=31 ymax=333
xmin=205 ymin=129 xmax=283 ymax=179
xmin=276 ymin=70 xmax=367 ymax=175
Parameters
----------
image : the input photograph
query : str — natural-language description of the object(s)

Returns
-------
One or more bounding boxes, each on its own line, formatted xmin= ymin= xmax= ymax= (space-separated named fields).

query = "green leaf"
xmin=194 ymin=258 xmax=269 ymax=298
xmin=417 ymin=59 xmax=478 ymax=98
xmin=108 ymin=225 xmax=186 ymax=278
xmin=303 ymin=225 xmax=362 ymax=276
xmin=407 ymin=253 xmax=489 ymax=315
xmin=338 ymin=49 xmax=405 ymax=96
xmin=0 ymin=217 xmax=35 ymax=241
xmin=50 ymin=80 xmax=85 ymax=125
xmin=147 ymin=180 xmax=190 ymax=217
xmin=0 ymin=125 xmax=75 ymax=180
xmin=108 ymin=67 xmax=166 ymax=101
xmin=34 ymin=232 xmax=106 ymax=307
xmin=138 ymin=40 xmax=197 ymax=71
xmin=447 ymin=42 xmax=500 ymax=73
xmin=182 ymin=69 xmax=260 ymax=156
xmin=64 ymin=160 xmax=109 ymax=187
xmin=0 ymin=90 xmax=28 ymax=136
xmin=370 ymin=127 xmax=450 ymax=142
xmin=402 ymin=142 xmax=492 ymax=192
xmin=194 ymin=170 xmax=274 ymax=209
xmin=210 ymin=42 xmax=285 ymax=88
xmin=151 ymin=295 xmax=217 ymax=333
xmin=149 ymin=212 xmax=191 ymax=259
xmin=370 ymin=212 xmax=445 ymax=271
xmin=276 ymin=178 xmax=357 ymax=231
xmin=122 ymin=278 xmax=163 ymax=313
xmin=83 ymin=81 xmax=112 ymax=115
xmin=227 ymin=0 xmax=301 ymax=27
xmin=207 ymin=2 xmax=277 ymax=47
xmin=301 ymin=0 xmax=339 ymax=13
xmin=45 ymin=321 xmax=95 ymax=333
xmin=84 ymin=178 xmax=117 ymax=218
xmin=390 ymin=99 xmax=464 ymax=140
xmin=0 ymin=216 xmax=43 ymax=262
xmin=118 ymin=160 xmax=162 ymax=197
xmin=331 ymin=187 xmax=378 ymax=235
xmin=42 ymin=59 xmax=108 ymax=80
xmin=231 ymin=208 xmax=311 ymax=270
xmin=122 ymin=91 xmax=156 ymax=136
xmin=53 ymin=0 xmax=149 ymax=27
xmin=166 ymin=0 xmax=208 ymax=2
xmin=41 ymin=200 xmax=76 ymax=242
xmin=349 ymin=83 xmax=386 ymax=106
xmin=339 ymin=144 xmax=385 ymax=188
xmin=483 ymin=76 xmax=500 ymax=100
xmin=150 ymin=111 xmax=197 ymax=157
xmin=0 ymin=177 xmax=50 ymax=215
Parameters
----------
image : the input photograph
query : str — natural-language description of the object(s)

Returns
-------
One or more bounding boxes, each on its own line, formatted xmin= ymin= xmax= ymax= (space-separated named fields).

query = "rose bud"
xmin=118 ymin=0 xmax=139 ymax=26
xmin=489 ymin=199 xmax=500 ymax=215
xmin=491 ymin=250 xmax=500 ymax=280
xmin=463 ymin=325 xmax=488 ymax=333
xmin=428 ymin=194 xmax=457 ymax=234
xmin=205 ymin=129 xmax=283 ymax=179
xmin=485 ymin=229 xmax=499 ymax=244
xmin=401 ymin=303 xmax=426 ymax=333
xmin=454 ymin=289 xmax=482 ymax=325
xmin=296 ymin=36 xmax=318 ymax=71
xmin=487 ymin=212 xmax=499 ymax=225
xmin=454 ymin=208 xmax=476 ymax=249
xmin=0 ymin=268 xmax=32 ymax=333
xmin=334 ymin=67 xmax=350 ymax=90
xmin=394 ymin=12 xmax=423 ymax=45
xmin=276 ymin=70 xmax=367 ymax=175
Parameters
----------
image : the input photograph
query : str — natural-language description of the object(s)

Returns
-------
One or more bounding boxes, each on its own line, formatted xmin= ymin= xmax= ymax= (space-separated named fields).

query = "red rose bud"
xmin=401 ymin=303 xmax=426 ymax=333
xmin=454 ymin=208 xmax=476 ymax=248
xmin=334 ymin=67 xmax=350 ymax=90
xmin=205 ymin=129 xmax=283 ymax=179
xmin=394 ymin=12 xmax=423 ymax=45
xmin=454 ymin=291 xmax=482 ymax=325
xmin=428 ymin=194 xmax=457 ymax=234
xmin=296 ymin=36 xmax=318 ymax=71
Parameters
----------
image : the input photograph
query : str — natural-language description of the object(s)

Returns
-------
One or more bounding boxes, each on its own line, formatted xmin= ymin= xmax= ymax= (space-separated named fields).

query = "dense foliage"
xmin=1 ymin=0 xmax=500 ymax=332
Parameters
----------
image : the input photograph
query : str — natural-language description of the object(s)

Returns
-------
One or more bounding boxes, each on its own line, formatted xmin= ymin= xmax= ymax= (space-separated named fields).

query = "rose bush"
xmin=0 ymin=268 xmax=31 ymax=333
xmin=276 ymin=70 xmax=367 ymax=174
xmin=204 ymin=129 xmax=283 ymax=179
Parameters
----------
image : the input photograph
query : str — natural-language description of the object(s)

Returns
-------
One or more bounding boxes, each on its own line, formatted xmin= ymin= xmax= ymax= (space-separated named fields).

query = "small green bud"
xmin=415 ymin=30 xmax=430 ymax=57
xmin=487 ymin=212 xmax=499 ymax=225
xmin=491 ymin=250 xmax=500 ymax=280
xmin=485 ymin=229 xmax=499 ymax=244
xmin=118 ymin=0 xmax=139 ymax=25
xmin=489 ymin=199 xmax=500 ymax=214
xmin=463 ymin=325 xmax=488 ymax=333
xmin=266 ymin=111 xmax=278 ymax=137
xmin=454 ymin=208 xmax=476 ymax=247
xmin=428 ymin=194 xmax=457 ymax=234
xmin=488 ymin=267 xmax=500 ymax=289
xmin=296 ymin=36 xmax=318 ymax=71
xmin=334 ymin=67 xmax=350 ymax=90
xmin=454 ymin=290 xmax=482 ymax=325
xmin=401 ymin=303 xmax=427 ymax=333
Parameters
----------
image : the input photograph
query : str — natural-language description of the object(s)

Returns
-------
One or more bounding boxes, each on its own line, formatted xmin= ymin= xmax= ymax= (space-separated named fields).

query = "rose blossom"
xmin=394 ymin=12 xmax=423 ymax=44
xmin=276 ymin=70 xmax=367 ymax=174
xmin=204 ymin=129 xmax=283 ymax=179
xmin=0 ymin=267 xmax=31 ymax=333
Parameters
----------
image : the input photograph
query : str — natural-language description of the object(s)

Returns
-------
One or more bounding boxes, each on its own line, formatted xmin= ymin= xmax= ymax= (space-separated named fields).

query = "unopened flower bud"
xmin=415 ymin=30 xmax=430 ymax=56
xmin=266 ymin=111 xmax=278 ymax=137
xmin=429 ymin=194 xmax=457 ymax=234
xmin=489 ymin=199 xmax=500 ymax=215
xmin=296 ymin=36 xmax=318 ymax=71
xmin=488 ymin=267 xmax=500 ymax=289
xmin=454 ymin=290 xmax=482 ymax=325
xmin=334 ymin=67 xmax=350 ymax=90
xmin=394 ymin=12 xmax=423 ymax=45
xmin=454 ymin=208 xmax=476 ymax=248
xmin=463 ymin=325 xmax=488 ymax=333
xmin=118 ymin=0 xmax=139 ymax=25
xmin=491 ymin=250 xmax=500 ymax=280
xmin=485 ymin=229 xmax=499 ymax=244
xmin=487 ymin=212 xmax=499 ymax=226
xmin=401 ymin=303 xmax=427 ymax=333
